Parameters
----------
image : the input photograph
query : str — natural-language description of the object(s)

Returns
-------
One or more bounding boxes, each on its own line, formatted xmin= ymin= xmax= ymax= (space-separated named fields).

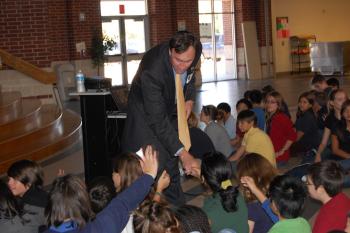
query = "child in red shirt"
xmin=265 ymin=91 xmax=296 ymax=165
xmin=306 ymin=160 xmax=350 ymax=233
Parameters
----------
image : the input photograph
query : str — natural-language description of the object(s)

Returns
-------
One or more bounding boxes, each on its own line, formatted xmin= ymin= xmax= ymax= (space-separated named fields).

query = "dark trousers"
xmin=162 ymin=157 xmax=185 ymax=206
xmin=156 ymin=143 xmax=185 ymax=206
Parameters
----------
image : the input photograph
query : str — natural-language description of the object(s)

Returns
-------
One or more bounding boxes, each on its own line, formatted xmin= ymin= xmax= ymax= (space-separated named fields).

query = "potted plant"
xmin=90 ymin=30 xmax=117 ymax=76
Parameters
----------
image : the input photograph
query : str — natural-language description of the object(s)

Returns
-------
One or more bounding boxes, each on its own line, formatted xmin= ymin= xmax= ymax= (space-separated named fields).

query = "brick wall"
xmin=223 ymin=0 xmax=234 ymax=45
xmin=1 ymin=0 xmax=271 ymax=79
xmin=0 ymin=0 xmax=101 ymax=68
xmin=1 ymin=0 xmax=198 ymax=66
xmin=235 ymin=0 xmax=272 ymax=48
xmin=148 ymin=0 xmax=200 ymax=47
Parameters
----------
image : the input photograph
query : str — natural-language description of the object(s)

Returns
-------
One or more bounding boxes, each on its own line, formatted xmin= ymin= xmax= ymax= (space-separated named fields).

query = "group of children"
xmin=186 ymin=74 xmax=350 ymax=232
xmin=2 ymin=75 xmax=350 ymax=233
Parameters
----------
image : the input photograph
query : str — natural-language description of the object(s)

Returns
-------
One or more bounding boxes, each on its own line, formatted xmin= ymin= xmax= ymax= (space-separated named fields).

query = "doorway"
xmin=100 ymin=0 xmax=149 ymax=86
xmin=198 ymin=0 xmax=236 ymax=82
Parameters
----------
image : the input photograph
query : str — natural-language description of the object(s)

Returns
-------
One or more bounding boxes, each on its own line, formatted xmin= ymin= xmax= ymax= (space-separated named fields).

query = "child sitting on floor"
xmin=237 ymin=153 xmax=278 ymax=233
xmin=306 ymin=161 xmax=350 ymax=233
xmin=267 ymin=175 xmax=310 ymax=233
xmin=44 ymin=145 xmax=158 ymax=233
xmin=292 ymin=91 xmax=321 ymax=163
xmin=193 ymin=151 xmax=248 ymax=233
xmin=229 ymin=110 xmax=276 ymax=167
xmin=133 ymin=201 xmax=180 ymax=233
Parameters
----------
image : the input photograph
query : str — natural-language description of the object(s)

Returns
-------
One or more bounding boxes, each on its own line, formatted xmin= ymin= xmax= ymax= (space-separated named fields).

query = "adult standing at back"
xmin=121 ymin=31 xmax=202 ymax=206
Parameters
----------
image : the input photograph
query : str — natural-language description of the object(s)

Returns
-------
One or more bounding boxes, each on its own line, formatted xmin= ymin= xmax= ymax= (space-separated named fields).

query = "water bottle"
xmin=76 ymin=70 xmax=85 ymax=92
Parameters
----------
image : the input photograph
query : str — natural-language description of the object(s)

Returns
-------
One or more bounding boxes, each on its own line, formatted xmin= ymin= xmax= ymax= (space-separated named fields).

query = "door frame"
xmin=101 ymin=15 xmax=150 ymax=86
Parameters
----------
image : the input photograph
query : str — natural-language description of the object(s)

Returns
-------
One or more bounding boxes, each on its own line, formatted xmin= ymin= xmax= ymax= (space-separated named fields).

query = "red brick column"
xmin=147 ymin=0 xmax=200 ymax=47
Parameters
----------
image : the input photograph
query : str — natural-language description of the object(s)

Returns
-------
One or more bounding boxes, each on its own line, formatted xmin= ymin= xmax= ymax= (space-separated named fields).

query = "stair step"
xmin=0 ymin=92 xmax=22 ymax=116
xmin=0 ymin=98 xmax=42 ymax=125
xmin=0 ymin=104 xmax=62 ymax=142
xmin=0 ymin=109 xmax=82 ymax=174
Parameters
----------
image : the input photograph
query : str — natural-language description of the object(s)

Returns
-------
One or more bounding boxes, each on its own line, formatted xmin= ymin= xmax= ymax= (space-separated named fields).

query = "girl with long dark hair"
xmin=194 ymin=151 xmax=248 ymax=233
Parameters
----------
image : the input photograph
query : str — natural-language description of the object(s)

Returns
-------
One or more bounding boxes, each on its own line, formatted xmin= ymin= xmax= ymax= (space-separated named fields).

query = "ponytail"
xmin=218 ymin=185 xmax=239 ymax=212
xmin=201 ymin=151 xmax=239 ymax=213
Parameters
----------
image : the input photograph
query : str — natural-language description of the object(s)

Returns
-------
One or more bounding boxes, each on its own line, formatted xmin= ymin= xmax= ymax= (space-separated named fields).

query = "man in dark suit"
xmin=121 ymin=31 xmax=202 ymax=205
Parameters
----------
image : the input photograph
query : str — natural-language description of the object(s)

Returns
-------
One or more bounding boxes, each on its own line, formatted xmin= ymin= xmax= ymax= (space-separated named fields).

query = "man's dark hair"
xmin=248 ymin=89 xmax=263 ymax=104
xmin=217 ymin=102 xmax=231 ymax=113
xmin=169 ymin=31 xmax=201 ymax=54
xmin=269 ymin=175 xmax=307 ymax=219
xmin=237 ymin=110 xmax=257 ymax=125
xmin=236 ymin=98 xmax=252 ymax=110
xmin=311 ymin=74 xmax=326 ymax=84
xmin=88 ymin=176 xmax=116 ymax=214
xmin=327 ymin=77 xmax=340 ymax=89
xmin=307 ymin=161 xmax=344 ymax=197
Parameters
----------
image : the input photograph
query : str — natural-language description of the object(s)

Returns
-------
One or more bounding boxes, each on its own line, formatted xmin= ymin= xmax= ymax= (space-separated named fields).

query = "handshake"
xmin=179 ymin=150 xmax=201 ymax=178
xmin=136 ymin=145 xmax=201 ymax=179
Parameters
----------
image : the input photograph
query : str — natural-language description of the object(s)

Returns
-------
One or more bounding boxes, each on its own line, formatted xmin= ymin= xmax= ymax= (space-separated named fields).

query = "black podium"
xmin=70 ymin=91 xmax=122 ymax=183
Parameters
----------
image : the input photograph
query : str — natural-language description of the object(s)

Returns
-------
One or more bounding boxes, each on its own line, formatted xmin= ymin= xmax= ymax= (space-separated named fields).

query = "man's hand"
xmin=185 ymin=100 xmax=194 ymax=119
xmin=179 ymin=150 xmax=200 ymax=175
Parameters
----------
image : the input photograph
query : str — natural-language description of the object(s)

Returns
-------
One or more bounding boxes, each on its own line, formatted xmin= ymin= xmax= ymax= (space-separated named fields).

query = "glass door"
xmin=101 ymin=0 xmax=149 ymax=86
xmin=102 ymin=17 xmax=148 ymax=86
xmin=199 ymin=0 xmax=236 ymax=82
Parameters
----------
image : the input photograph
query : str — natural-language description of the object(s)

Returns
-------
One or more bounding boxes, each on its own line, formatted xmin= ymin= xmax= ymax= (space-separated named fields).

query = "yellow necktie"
xmin=176 ymin=74 xmax=191 ymax=151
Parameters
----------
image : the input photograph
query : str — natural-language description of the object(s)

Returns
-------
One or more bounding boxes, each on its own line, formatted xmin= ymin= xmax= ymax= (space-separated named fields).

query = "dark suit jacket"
xmin=121 ymin=41 xmax=202 ymax=166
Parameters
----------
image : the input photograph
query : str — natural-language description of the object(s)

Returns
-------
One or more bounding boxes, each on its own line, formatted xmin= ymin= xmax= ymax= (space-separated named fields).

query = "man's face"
xmin=170 ymin=46 xmax=196 ymax=74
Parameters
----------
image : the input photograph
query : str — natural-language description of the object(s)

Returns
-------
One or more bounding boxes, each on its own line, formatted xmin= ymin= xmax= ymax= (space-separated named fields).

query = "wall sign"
xmin=276 ymin=17 xmax=289 ymax=38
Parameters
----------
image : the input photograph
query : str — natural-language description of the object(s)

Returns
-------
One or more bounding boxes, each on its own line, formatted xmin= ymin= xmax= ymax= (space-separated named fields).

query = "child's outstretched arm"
xmin=240 ymin=176 xmax=278 ymax=223
xmin=84 ymin=145 xmax=158 ymax=233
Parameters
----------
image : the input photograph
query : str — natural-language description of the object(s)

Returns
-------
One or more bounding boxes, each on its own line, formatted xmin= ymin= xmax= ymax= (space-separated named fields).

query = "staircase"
xmin=0 ymin=91 xmax=81 ymax=174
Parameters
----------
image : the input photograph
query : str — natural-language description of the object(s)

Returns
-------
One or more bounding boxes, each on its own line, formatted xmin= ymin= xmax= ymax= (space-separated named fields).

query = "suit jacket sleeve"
xmin=141 ymin=70 xmax=183 ymax=155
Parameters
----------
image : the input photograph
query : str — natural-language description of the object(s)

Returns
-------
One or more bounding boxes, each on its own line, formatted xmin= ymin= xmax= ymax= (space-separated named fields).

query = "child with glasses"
xmin=306 ymin=161 xmax=350 ymax=233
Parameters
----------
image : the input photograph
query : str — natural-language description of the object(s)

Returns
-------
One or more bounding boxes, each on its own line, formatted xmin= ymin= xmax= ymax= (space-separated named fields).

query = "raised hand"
xmin=156 ymin=170 xmax=170 ymax=193
xmin=240 ymin=176 xmax=257 ymax=191
xmin=240 ymin=176 xmax=267 ymax=203
xmin=140 ymin=145 xmax=158 ymax=179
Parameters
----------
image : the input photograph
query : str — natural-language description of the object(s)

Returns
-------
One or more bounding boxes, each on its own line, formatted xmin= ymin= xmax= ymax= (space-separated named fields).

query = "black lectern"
xmin=70 ymin=91 xmax=120 ymax=182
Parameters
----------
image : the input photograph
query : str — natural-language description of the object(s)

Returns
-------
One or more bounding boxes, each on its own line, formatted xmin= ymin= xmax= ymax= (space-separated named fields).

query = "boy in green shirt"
xmin=268 ymin=175 xmax=311 ymax=233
